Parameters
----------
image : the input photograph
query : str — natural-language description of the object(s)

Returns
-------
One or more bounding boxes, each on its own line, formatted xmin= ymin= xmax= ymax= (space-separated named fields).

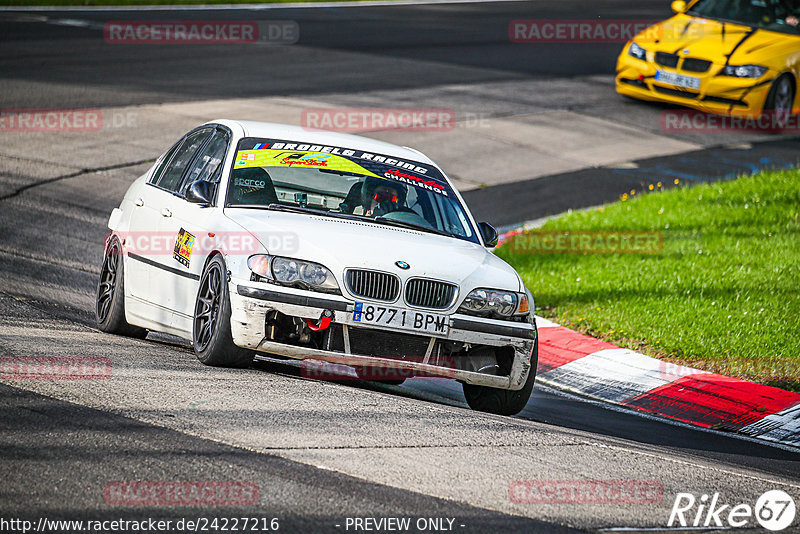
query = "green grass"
xmin=1 ymin=0 xmax=368 ymax=5
xmin=499 ymin=168 xmax=800 ymax=391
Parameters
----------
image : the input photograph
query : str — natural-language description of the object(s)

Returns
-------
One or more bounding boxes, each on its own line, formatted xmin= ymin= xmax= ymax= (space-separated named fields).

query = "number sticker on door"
xmin=173 ymin=228 xmax=195 ymax=268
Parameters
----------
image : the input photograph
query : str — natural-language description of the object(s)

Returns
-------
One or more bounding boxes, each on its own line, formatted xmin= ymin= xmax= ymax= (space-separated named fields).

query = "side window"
xmin=149 ymin=141 xmax=181 ymax=185
xmin=179 ymin=129 xmax=229 ymax=195
xmin=154 ymin=128 xmax=212 ymax=192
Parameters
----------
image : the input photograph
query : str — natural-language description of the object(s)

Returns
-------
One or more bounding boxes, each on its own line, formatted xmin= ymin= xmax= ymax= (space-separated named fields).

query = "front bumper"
xmin=616 ymin=49 xmax=774 ymax=118
xmin=229 ymin=281 xmax=536 ymax=391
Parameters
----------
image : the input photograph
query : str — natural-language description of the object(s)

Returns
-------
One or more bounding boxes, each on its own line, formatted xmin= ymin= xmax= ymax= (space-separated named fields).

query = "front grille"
xmin=654 ymin=85 xmax=699 ymax=99
xmin=681 ymin=58 xmax=711 ymax=73
xmin=655 ymin=52 xmax=679 ymax=68
xmin=346 ymin=269 xmax=400 ymax=302
xmin=703 ymin=95 xmax=747 ymax=106
xmin=345 ymin=326 xmax=431 ymax=359
xmin=405 ymin=278 xmax=457 ymax=309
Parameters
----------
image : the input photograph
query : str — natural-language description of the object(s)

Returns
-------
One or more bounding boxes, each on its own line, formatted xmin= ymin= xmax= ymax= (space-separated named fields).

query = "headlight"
xmin=247 ymin=255 xmax=340 ymax=293
xmin=628 ymin=42 xmax=647 ymax=61
xmin=458 ymin=288 xmax=531 ymax=318
xmin=721 ymin=65 xmax=767 ymax=78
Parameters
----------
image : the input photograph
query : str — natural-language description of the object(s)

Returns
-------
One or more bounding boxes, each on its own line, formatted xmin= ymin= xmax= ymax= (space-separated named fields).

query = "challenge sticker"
xmin=173 ymin=228 xmax=195 ymax=268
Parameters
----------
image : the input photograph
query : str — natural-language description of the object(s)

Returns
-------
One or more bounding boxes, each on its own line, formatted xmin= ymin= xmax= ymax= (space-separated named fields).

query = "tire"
xmin=462 ymin=338 xmax=538 ymax=416
xmin=193 ymin=255 xmax=254 ymax=368
xmin=764 ymin=74 xmax=795 ymax=130
xmin=95 ymin=237 xmax=147 ymax=338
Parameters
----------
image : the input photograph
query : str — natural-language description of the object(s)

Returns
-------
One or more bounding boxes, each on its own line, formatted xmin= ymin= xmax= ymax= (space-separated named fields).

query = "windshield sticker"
xmin=234 ymin=177 xmax=266 ymax=189
xmin=235 ymin=149 xmax=381 ymax=178
xmin=384 ymin=168 xmax=448 ymax=196
xmin=236 ymin=138 xmax=454 ymax=195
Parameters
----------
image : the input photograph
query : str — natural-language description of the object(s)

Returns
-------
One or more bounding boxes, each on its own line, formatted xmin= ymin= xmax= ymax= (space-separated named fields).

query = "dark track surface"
xmin=0 ymin=1 xmax=672 ymax=108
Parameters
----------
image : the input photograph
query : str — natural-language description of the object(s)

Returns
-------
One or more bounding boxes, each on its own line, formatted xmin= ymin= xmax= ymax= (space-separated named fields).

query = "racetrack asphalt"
xmin=1 ymin=1 xmax=799 ymax=532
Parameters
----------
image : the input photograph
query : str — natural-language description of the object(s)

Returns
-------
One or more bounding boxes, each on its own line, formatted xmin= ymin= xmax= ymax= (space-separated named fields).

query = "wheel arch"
xmin=765 ymin=71 xmax=798 ymax=113
xmin=198 ymin=250 xmax=228 ymax=280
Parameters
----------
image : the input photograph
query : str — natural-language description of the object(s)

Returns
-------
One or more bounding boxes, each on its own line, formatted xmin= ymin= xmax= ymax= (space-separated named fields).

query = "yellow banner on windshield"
xmin=235 ymin=149 xmax=380 ymax=177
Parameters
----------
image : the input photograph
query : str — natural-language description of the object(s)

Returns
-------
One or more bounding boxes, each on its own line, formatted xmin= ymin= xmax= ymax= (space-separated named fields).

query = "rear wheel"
xmin=193 ymin=255 xmax=254 ymax=368
xmin=764 ymin=74 xmax=795 ymax=130
xmin=95 ymin=237 xmax=147 ymax=338
xmin=462 ymin=338 xmax=538 ymax=416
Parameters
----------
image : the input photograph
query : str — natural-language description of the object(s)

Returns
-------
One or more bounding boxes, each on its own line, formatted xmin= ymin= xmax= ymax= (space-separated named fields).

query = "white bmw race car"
xmin=97 ymin=120 xmax=538 ymax=415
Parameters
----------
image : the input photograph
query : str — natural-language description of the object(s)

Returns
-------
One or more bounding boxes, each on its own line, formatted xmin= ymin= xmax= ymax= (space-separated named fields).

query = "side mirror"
xmin=671 ymin=0 xmax=687 ymax=13
xmin=478 ymin=222 xmax=498 ymax=248
xmin=185 ymin=180 xmax=215 ymax=206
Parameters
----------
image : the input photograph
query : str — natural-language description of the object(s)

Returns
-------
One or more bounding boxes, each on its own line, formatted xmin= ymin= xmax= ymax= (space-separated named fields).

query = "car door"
xmin=125 ymin=139 xmax=183 ymax=305
xmin=131 ymin=127 xmax=214 ymax=331
xmin=159 ymin=127 xmax=231 ymax=334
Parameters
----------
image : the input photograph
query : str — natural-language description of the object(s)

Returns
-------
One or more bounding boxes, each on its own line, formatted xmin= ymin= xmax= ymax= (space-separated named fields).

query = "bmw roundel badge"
xmin=395 ymin=261 xmax=410 ymax=270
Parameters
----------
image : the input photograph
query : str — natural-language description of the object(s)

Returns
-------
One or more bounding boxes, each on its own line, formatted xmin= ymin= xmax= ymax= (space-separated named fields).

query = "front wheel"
xmin=462 ymin=338 xmax=538 ymax=416
xmin=764 ymin=74 xmax=796 ymax=130
xmin=95 ymin=237 xmax=147 ymax=338
xmin=193 ymin=255 xmax=254 ymax=368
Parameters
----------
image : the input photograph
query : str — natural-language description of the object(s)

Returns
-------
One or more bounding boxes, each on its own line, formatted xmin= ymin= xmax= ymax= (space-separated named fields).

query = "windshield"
xmin=687 ymin=0 xmax=800 ymax=34
xmin=225 ymin=138 xmax=479 ymax=243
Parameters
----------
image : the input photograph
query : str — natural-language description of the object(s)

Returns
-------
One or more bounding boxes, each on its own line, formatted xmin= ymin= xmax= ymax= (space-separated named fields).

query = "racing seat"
xmin=230 ymin=167 xmax=279 ymax=206
xmin=339 ymin=181 xmax=363 ymax=214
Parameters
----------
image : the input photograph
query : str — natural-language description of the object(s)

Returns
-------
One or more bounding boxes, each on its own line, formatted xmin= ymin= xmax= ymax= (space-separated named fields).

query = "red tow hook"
xmin=305 ymin=310 xmax=333 ymax=331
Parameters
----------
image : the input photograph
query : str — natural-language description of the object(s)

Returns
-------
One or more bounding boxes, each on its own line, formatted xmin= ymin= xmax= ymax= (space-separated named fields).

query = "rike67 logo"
xmin=669 ymin=490 xmax=796 ymax=531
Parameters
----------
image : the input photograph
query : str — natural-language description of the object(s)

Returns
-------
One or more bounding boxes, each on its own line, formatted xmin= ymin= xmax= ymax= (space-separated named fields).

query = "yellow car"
xmin=616 ymin=0 xmax=800 ymax=123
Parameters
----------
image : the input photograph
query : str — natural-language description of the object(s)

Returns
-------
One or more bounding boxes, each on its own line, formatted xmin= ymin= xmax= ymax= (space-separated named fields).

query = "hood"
xmin=224 ymin=209 xmax=523 ymax=295
xmin=635 ymin=14 xmax=793 ymax=64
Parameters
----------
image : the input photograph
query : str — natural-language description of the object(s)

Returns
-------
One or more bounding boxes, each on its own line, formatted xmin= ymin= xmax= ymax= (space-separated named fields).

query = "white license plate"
xmin=655 ymin=70 xmax=701 ymax=90
xmin=352 ymin=303 xmax=449 ymax=335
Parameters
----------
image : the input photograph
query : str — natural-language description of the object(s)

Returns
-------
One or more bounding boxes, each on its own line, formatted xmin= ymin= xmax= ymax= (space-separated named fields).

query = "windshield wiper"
xmin=229 ymin=203 xmax=361 ymax=221
xmin=230 ymin=203 xmax=453 ymax=237
xmin=318 ymin=169 xmax=362 ymax=177
xmin=373 ymin=216 xmax=451 ymax=237
xmin=264 ymin=204 xmax=449 ymax=236
xmin=265 ymin=203 xmax=371 ymax=221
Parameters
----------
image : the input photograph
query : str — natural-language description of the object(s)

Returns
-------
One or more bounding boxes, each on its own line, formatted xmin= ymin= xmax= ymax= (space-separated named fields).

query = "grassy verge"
xmin=499 ymin=168 xmax=800 ymax=391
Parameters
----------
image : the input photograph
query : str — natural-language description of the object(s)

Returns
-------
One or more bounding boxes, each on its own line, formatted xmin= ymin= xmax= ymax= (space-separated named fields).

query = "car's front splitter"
xmin=229 ymin=282 xmax=536 ymax=391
